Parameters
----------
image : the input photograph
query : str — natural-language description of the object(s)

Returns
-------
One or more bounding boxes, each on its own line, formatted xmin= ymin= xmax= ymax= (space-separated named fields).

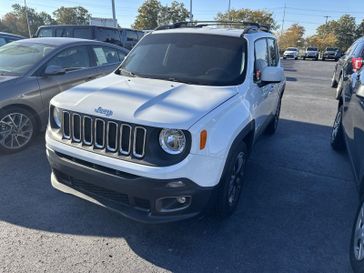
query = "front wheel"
xmin=0 ymin=107 xmax=36 ymax=154
xmin=330 ymin=105 xmax=345 ymax=151
xmin=350 ymin=200 xmax=364 ymax=273
xmin=215 ymin=143 xmax=248 ymax=218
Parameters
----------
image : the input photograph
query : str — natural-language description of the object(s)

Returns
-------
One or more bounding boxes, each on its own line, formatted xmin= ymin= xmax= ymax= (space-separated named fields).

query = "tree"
xmin=53 ymin=6 xmax=91 ymax=25
xmin=133 ymin=0 xmax=189 ymax=30
xmin=215 ymin=9 xmax=278 ymax=31
xmin=159 ymin=1 xmax=189 ymax=25
xmin=356 ymin=19 xmax=364 ymax=39
xmin=278 ymin=24 xmax=305 ymax=50
xmin=306 ymin=33 xmax=337 ymax=52
xmin=335 ymin=15 xmax=357 ymax=51
xmin=0 ymin=4 xmax=54 ymax=37
xmin=133 ymin=0 xmax=162 ymax=30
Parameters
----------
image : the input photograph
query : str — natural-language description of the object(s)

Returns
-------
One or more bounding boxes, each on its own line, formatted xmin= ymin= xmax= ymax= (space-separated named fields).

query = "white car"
xmin=46 ymin=22 xmax=286 ymax=223
xmin=283 ymin=47 xmax=299 ymax=60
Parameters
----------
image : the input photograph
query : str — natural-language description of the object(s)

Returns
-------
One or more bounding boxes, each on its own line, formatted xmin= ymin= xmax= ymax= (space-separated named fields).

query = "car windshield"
xmin=0 ymin=42 xmax=56 ymax=76
xmin=326 ymin=48 xmax=338 ymax=51
xmin=119 ymin=33 xmax=247 ymax=86
xmin=307 ymin=47 xmax=317 ymax=51
xmin=287 ymin=48 xmax=298 ymax=51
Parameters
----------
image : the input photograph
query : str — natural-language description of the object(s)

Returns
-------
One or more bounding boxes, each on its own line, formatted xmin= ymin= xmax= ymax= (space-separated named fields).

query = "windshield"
xmin=307 ymin=47 xmax=317 ymax=51
xmin=0 ymin=42 xmax=56 ymax=76
xmin=286 ymin=48 xmax=298 ymax=51
xmin=119 ymin=33 xmax=247 ymax=86
xmin=326 ymin=48 xmax=338 ymax=51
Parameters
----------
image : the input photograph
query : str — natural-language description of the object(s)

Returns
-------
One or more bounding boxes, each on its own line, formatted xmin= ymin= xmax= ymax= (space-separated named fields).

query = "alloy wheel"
xmin=331 ymin=109 xmax=342 ymax=142
xmin=0 ymin=112 xmax=33 ymax=150
xmin=227 ymin=151 xmax=247 ymax=207
xmin=354 ymin=202 xmax=364 ymax=261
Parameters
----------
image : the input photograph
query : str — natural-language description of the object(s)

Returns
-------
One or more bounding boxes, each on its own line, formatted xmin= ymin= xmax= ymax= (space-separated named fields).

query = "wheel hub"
xmin=0 ymin=113 xmax=33 ymax=150
xmin=354 ymin=202 xmax=364 ymax=261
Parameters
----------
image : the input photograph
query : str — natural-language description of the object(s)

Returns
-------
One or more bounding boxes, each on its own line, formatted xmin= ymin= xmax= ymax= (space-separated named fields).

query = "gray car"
xmin=0 ymin=38 xmax=129 ymax=153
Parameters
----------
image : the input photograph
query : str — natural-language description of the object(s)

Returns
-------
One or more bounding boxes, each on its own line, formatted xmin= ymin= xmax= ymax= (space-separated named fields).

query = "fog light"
xmin=177 ymin=196 xmax=186 ymax=204
xmin=166 ymin=181 xmax=185 ymax=188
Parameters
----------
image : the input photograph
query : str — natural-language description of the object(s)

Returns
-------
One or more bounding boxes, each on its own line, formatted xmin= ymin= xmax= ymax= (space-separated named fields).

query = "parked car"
xmin=46 ymin=22 xmax=286 ymax=223
xmin=330 ymin=65 xmax=364 ymax=273
xmin=34 ymin=25 xmax=144 ymax=50
xmin=0 ymin=37 xmax=129 ymax=153
xmin=322 ymin=47 xmax=341 ymax=61
xmin=331 ymin=37 xmax=364 ymax=99
xmin=0 ymin=32 xmax=24 ymax=46
xmin=283 ymin=47 xmax=299 ymax=60
xmin=302 ymin=47 xmax=319 ymax=61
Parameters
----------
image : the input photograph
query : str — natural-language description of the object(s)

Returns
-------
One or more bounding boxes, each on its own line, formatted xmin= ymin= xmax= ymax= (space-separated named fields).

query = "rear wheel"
xmin=350 ymin=199 xmax=364 ymax=273
xmin=330 ymin=105 xmax=345 ymax=151
xmin=322 ymin=57 xmax=326 ymax=61
xmin=216 ymin=143 xmax=248 ymax=218
xmin=0 ymin=107 xmax=36 ymax=154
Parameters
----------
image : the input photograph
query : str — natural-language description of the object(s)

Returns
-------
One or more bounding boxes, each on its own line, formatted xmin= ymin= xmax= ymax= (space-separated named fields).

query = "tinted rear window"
xmin=307 ymin=47 xmax=318 ymax=51
xmin=326 ymin=48 xmax=337 ymax=51
xmin=74 ymin=28 xmax=93 ymax=39
xmin=37 ymin=28 xmax=53 ymax=37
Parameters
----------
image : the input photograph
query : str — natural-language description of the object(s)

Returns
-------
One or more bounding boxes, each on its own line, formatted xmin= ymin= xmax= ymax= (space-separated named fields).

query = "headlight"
xmin=159 ymin=129 xmax=186 ymax=154
xmin=52 ymin=106 xmax=62 ymax=128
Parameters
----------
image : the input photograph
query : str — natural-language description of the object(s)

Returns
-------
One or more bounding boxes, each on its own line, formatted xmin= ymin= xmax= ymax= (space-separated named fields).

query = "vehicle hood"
xmin=0 ymin=75 xmax=20 ymax=87
xmin=51 ymin=73 xmax=239 ymax=129
xmin=284 ymin=51 xmax=297 ymax=54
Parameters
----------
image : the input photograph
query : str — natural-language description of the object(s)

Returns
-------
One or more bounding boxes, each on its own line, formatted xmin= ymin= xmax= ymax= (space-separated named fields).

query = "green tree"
xmin=159 ymin=1 xmax=189 ymax=25
xmin=53 ymin=6 xmax=91 ymax=25
xmin=335 ymin=15 xmax=357 ymax=51
xmin=356 ymin=19 xmax=364 ymax=39
xmin=133 ymin=0 xmax=189 ymax=30
xmin=215 ymin=9 xmax=278 ymax=30
xmin=133 ymin=0 xmax=162 ymax=30
xmin=278 ymin=24 xmax=305 ymax=50
xmin=0 ymin=4 xmax=54 ymax=37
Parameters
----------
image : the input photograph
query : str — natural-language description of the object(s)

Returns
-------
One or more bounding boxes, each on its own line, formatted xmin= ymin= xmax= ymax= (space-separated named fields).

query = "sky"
xmin=0 ymin=0 xmax=363 ymax=36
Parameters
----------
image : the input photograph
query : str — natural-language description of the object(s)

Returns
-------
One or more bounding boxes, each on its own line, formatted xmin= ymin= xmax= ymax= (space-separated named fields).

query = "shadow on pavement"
xmin=0 ymin=118 xmax=357 ymax=272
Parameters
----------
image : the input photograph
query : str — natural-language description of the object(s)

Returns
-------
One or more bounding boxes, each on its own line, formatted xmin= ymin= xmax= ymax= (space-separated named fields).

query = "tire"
xmin=331 ymin=71 xmax=338 ymax=88
xmin=215 ymin=142 xmax=248 ymax=218
xmin=330 ymin=105 xmax=345 ymax=151
xmin=322 ymin=57 xmax=326 ymax=61
xmin=336 ymin=73 xmax=344 ymax=99
xmin=283 ymin=57 xmax=286 ymax=60
xmin=350 ymin=199 xmax=364 ymax=273
xmin=295 ymin=57 xmax=298 ymax=60
xmin=303 ymin=57 xmax=306 ymax=60
xmin=0 ymin=107 xmax=36 ymax=154
xmin=265 ymin=97 xmax=282 ymax=135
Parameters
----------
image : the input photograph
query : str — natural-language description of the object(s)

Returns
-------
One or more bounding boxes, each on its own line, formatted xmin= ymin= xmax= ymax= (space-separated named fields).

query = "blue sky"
xmin=1 ymin=0 xmax=363 ymax=36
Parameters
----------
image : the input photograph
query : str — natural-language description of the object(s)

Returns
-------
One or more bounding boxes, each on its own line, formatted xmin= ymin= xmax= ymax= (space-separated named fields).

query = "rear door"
xmin=37 ymin=45 xmax=99 ymax=109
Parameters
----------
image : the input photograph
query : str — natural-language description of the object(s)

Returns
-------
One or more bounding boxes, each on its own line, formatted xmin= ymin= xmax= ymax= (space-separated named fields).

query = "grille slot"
xmin=62 ymin=111 xmax=71 ymax=139
xmin=94 ymin=118 xmax=105 ymax=149
xmin=60 ymin=111 xmax=147 ymax=160
xmin=82 ymin=116 xmax=93 ymax=145
xmin=133 ymin=126 xmax=147 ymax=158
xmin=72 ymin=113 xmax=81 ymax=142
xmin=106 ymin=121 xmax=118 ymax=152
xmin=120 ymin=124 xmax=132 ymax=155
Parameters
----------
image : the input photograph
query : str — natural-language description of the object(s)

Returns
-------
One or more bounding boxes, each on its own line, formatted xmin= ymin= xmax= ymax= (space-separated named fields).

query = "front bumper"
xmin=47 ymin=148 xmax=214 ymax=223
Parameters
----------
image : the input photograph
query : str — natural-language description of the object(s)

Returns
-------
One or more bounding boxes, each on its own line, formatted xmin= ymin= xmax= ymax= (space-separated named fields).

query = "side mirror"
xmin=44 ymin=65 xmax=66 ymax=76
xmin=260 ymin=66 xmax=285 ymax=83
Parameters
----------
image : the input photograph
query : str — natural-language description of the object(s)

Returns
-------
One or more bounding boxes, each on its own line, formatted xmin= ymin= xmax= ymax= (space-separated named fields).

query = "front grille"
xmin=62 ymin=111 xmax=147 ymax=159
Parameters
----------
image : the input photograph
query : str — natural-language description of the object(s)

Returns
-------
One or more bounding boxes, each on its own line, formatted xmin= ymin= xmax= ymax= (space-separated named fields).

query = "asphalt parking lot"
xmin=0 ymin=60 xmax=358 ymax=273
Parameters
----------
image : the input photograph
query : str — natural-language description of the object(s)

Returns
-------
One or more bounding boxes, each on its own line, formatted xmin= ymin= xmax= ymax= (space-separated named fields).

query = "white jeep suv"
xmin=46 ymin=22 xmax=286 ymax=223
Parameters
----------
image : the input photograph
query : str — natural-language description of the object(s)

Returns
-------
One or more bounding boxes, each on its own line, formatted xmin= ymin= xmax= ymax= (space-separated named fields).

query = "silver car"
xmin=0 ymin=38 xmax=128 ymax=153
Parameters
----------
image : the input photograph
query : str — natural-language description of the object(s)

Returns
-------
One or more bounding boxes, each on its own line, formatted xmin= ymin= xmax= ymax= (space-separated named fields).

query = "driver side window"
xmin=47 ymin=46 xmax=91 ymax=71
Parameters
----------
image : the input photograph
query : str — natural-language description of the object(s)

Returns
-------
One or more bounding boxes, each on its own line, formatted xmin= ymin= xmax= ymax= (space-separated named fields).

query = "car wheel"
xmin=322 ymin=57 xmax=326 ymax=61
xmin=350 ymin=199 xmax=364 ymax=273
xmin=336 ymin=74 xmax=344 ymax=99
xmin=295 ymin=57 xmax=298 ymax=60
xmin=283 ymin=57 xmax=286 ymax=60
xmin=331 ymin=71 xmax=338 ymax=88
xmin=330 ymin=105 xmax=345 ymax=151
xmin=216 ymin=142 xmax=248 ymax=218
xmin=0 ymin=107 xmax=36 ymax=154
xmin=265 ymin=97 xmax=282 ymax=135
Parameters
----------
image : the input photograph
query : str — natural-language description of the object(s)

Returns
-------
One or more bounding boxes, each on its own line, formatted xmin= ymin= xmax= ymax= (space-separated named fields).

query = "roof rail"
xmin=154 ymin=21 xmax=271 ymax=33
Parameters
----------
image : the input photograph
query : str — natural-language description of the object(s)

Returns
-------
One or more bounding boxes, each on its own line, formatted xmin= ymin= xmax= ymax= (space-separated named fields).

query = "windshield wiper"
xmin=118 ymin=68 xmax=136 ymax=78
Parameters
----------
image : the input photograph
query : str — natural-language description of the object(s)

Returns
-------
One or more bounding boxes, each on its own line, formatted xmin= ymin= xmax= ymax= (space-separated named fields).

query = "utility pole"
xmin=24 ymin=0 xmax=32 ymax=38
xmin=324 ymin=15 xmax=331 ymax=24
xmin=189 ymin=0 xmax=193 ymax=22
xmin=111 ymin=0 xmax=117 ymax=27
xmin=281 ymin=2 xmax=286 ymax=36
xmin=228 ymin=0 xmax=231 ymax=20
